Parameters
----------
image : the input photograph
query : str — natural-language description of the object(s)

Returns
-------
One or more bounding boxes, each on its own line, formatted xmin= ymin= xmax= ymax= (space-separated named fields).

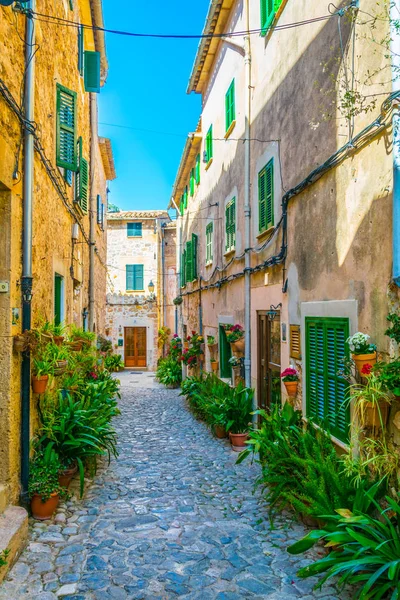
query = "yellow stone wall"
xmin=0 ymin=1 xmax=109 ymax=506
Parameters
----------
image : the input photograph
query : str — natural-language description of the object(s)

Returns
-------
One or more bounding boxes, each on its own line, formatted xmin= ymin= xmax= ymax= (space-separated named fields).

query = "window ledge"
xmin=127 ymin=235 xmax=143 ymax=239
xmin=224 ymin=120 xmax=236 ymax=140
xmin=224 ymin=248 xmax=236 ymax=259
xmin=257 ymin=226 xmax=275 ymax=242
xmin=205 ymin=158 xmax=213 ymax=171
xmin=126 ymin=289 xmax=145 ymax=293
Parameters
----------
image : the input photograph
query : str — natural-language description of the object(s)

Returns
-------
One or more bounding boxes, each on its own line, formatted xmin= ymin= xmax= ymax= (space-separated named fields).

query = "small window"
xmin=190 ymin=168 xmax=195 ymax=197
xmin=195 ymin=154 xmax=201 ymax=185
xmin=225 ymin=198 xmax=236 ymax=252
xmin=127 ymin=222 xmax=142 ymax=237
xmin=258 ymin=159 xmax=274 ymax=232
xmin=305 ymin=317 xmax=349 ymax=443
xmin=225 ymin=79 xmax=235 ymax=132
xmin=206 ymin=223 xmax=213 ymax=265
xmin=126 ymin=265 xmax=144 ymax=291
xmin=206 ymin=126 xmax=213 ymax=163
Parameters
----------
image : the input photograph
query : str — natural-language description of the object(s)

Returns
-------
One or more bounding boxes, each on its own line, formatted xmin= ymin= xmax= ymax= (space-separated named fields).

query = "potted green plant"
xmin=225 ymin=324 xmax=245 ymax=354
xmin=156 ymin=358 xmax=182 ymax=388
xmin=32 ymin=358 xmax=53 ymax=393
xmin=28 ymin=449 xmax=66 ymax=520
xmin=207 ymin=335 xmax=216 ymax=347
xmin=69 ymin=325 xmax=95 ymax=349
xmin=346 ymin=332 xmax=377 ymax=376
xmin=210 ymin=358 xmax=219 ymax=373
xmin=375 ymin=360 xmax=400 ymax=398
xmin=51 ymin=322 xmax=65 ymax=346
xmin=225 ymin=384 xmax=253 ymax=451
xmin=349 ymin=371 xmax=391 ymax=428
xmin=280 ymin=367 xmax=299 ymax=397
xmin=173 ymin=296 xmax=183 ymax=306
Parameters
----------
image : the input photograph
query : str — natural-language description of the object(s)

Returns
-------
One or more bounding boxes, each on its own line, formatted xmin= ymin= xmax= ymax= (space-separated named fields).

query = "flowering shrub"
xmin=346 ymin=332 xmax=377 ymax=355
xmin=169 ymin=335 xmax=182 ymax=359
xmin=225 ymin=324 xmax=244 ymax=343
xmin=361 ymin=363 xmax=373 ymax=376
xmin=281 ymin=368 xmax=299 ymax=382
xmin=181 ymin=348 xmax=198 ymax=367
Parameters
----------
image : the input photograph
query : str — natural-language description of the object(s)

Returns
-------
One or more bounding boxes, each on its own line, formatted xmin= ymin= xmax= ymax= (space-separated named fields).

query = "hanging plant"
xmin=173 ymin=296 xmax=183 ymax=306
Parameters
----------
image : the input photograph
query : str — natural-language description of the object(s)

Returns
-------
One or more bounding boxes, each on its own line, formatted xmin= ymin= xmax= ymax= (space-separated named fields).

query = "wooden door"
xmin=124 ymin=327 xmax=147 ymax=367
xmin=257 ymin=312 xmax=281 ymax=410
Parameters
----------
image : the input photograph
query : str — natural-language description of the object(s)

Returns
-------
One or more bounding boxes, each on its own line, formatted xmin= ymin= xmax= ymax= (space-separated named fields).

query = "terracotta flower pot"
xmin=199 ymin=353 xmax=205 ymax=362
xmin=31 ymin=492 xmax=59 ymax=520
xmin=229 ymin=432 xmax=249 ymax=452
xmin=214 ymin=425 xmax=227 ymax=439
xmin=284 ymin=380 xmax=298 ymax=398
xmin=211 ymin=362 xmax=218 ymax=372
xmin=58 ymin=463 xmax=77 ymax=488
xmin=364 ymin=400 xmax=390 ymax=428
xmin=32 ymin=375 xmax=49 ymax=394
xmin=230 ymin=339 xmax=245 ymax=354
xmin=352 ymin=353 xmax=377 ymax=376
xmin=54 ymin=360 xmax=68 ymax=375
xmin=53 ymin=336 xmax=64 ymax=347
xmin=69 ymin=340 xmax=83 ymax=352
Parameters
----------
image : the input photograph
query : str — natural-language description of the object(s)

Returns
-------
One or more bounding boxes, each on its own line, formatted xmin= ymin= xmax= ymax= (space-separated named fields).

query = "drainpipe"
xmin=243 ymin=0 xmax=252 ymax=395
xmin=391 ymin=0 xmax=400 ymax=286
xmin=89 ymin=93 xmax=96 ymax=331
xmin=161 ymin=222 xmax=166 ymax=329
xmin=21 ymin=0 xmax=36 ymax=504
xmin=170 ymin=197 xmax=181 ymax=336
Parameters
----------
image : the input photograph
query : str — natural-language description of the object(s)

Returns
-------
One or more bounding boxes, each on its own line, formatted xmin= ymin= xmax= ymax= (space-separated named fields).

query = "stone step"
xmin=0 ymin=506 xmax=28 ymax=583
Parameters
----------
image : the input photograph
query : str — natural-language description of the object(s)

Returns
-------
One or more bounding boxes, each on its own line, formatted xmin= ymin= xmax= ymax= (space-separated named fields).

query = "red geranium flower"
xmin=361 ymin=363 xmax=373 ymax=376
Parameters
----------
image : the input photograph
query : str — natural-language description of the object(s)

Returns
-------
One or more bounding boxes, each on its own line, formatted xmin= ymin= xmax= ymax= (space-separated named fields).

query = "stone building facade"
xmin=0 ymin=0 xmax=115 ymax=572
xmin=106 ymin=211 xmax=175 ymax=370
xmin=172 ymin=0 xmax=399 ymax=448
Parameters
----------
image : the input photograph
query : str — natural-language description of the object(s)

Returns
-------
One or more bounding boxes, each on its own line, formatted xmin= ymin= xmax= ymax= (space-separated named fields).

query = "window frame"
xmin=225 ymin=79 xmax=236 ymax=133
xmin=126 ymin=264 xmax=144 ymax=291
xmin=225 ymin=198 xmax=236 ymax=253
xmin=206 ymin=222 xmax=213 ymax=265
xmin=127 ymin=222 xmax=143 ymax=238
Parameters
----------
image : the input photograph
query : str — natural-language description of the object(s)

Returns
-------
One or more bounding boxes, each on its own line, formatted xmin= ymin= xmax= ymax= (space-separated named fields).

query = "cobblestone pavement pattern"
xmin=0 ymin=372 xmax=351 ymax=600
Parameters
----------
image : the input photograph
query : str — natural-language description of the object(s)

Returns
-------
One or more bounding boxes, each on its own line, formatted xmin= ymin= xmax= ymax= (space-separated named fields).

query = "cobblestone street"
xmin=0 ymin=373 xmax=349 ymax=600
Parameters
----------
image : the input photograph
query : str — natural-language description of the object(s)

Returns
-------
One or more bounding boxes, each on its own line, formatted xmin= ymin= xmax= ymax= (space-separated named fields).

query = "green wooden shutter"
xmin=226 ymin=199 xmax=236 ymax=251
xmin=259 ymin=159 xmax=274 ymax=232
xmin=259 ymin=168 xmax=266 ymax=232
xmin=186 ymin=240 xmax=193 ymax=282
xmin=84 ymin=51 xmax=101 ymax=93
xmin=54 ymin=275 xmax=63 ymax=326
xmin=206 ymin=126 xmax=213 ymax=161
xmin=75 ymin=137 xmax=88 ymax=214
xmin=56 ymin=84 xmax=77 ymax=171
xmin=133 ymin=265 xmax=144 ymax=290
xmin=195 ymin=154 xmax=200 ymax=184
xmin=219 ymin=325 xmax=232 ymax=378
xmin=306 ymin=317 xmax=349 ymax=443
xmin=184 ymin=187 xmax=188 ymax=210
xmin=126 ymin=265 xmax=134 ymax=290
xmin=225 ymin=80 xmax=235 ymax=131
xmin=190 ymin=168 xmax=195 ymax=196
xmin=69 ymin=0 xmax=74 ymax=8
xmin=180 ymin=194 xmax=184 ymax=216
xmin=78 ymin=25 xmax=84 ymax=75
xmin=261 ymin=0 xmax=275 ymax=34
xmin=181 ymin=251 xmax=186 ymax=287
xmin=192 ymin=233 xmax=198 ymax=280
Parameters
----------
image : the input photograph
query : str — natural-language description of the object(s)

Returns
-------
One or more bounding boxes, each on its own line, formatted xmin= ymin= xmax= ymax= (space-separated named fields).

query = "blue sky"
xmin=99 ymin=1 xmax=208 ymax=212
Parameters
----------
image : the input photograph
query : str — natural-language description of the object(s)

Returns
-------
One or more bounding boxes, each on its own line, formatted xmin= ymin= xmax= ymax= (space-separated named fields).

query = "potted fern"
xmin=349 ymin=372 xmax=391 ymax=428
xmin=225 ymin=384 xmax=253 ymax=451
xmin=32 ymin=358 xmax=53 ymax=394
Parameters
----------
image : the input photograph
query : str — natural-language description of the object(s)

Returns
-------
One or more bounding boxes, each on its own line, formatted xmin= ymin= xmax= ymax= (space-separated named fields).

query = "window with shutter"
xmin=181 ymin=251 xmax=186 ymax=287
xmin=69 ymin=0 xmax=74 ymax=8
xmin=75 ymin=137 xmax=88 ymax=214
xmin=186 ymin=240 xmax=193 ymax=282
xmin=101 ymin=203 xmax=105 ymax=230
xmin=195 ymin=154 xmax=200 ymax=185
xmin=260 ymin=0 xmax=275 ymax=35
xmin=258 ymin=159 xmax=274 ymax=232
xmin=305 ymin=317 xmax=350 ymax=443
xmin=183 ymin=187 xmax=188 ymax=210
xmin=290 ymin=325 xmax=301 ymax=359
xmin=219 ymin=325 xmax=232 ymax=378
xmin=206 ymin=126 xmax=213 ymax=162
xmin=127 ymin=222 xmax=142 ymax=237
xmin=192 ymin=233 xmax=198 ymax=280
xmin=225 ymin=79 xmax=235 ymax=132
xmin=56 ymin=84 xmax=77 ymax=172
xmin=180 ymin=194 xmax=184 ymax=216
xmin=190 ymin=168 xmax=195 ymax=197
xmin=206 ymin=223 xmax=213 ymax=264
xmin=78 ymin=25 xmax=84 ymax=75
xmin=126 ymin=265 xmax=144 ymax=291
xmin=225 ymin=198 xmax=236 ymax=252
xmin=84 ymin=51 xmax=101 ymax=94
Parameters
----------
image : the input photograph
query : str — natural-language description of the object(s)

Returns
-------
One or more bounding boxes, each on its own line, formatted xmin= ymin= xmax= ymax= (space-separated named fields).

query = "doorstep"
xmin=0 ymin=505 xmax=29 ymax=583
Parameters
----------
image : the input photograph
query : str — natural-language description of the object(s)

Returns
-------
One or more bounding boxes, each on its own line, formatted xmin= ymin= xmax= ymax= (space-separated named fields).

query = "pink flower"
xmin=281 ymin=368 xmax=298 ymax=379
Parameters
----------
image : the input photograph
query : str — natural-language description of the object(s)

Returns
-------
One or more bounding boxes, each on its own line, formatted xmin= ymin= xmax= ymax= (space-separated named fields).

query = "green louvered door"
xmin=306 ymin=317 xmax=349 ymax=443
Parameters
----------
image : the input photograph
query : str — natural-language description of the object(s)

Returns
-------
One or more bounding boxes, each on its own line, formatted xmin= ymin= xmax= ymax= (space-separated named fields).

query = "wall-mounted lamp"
xmin=148 ymin=280 xmax=155 ymax=294
xmin=21 ymin=276 xmax=33 ymax=303
xmin=267 ymin=303 xmax=282 ymax=321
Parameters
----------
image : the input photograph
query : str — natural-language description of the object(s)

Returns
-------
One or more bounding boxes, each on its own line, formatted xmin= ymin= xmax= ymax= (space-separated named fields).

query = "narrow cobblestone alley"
xmin=0 ymin=373 xmax=350 ymax=600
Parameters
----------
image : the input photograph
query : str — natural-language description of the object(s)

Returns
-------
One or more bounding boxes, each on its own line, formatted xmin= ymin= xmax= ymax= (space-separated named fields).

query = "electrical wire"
xmin=28 ymin=9 xmax=335 ymax=40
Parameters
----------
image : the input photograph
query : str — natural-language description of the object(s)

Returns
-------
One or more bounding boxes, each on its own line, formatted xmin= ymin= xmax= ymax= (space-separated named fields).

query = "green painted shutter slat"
xmin=261 ymin=0 xmax=275 ymax=34
xmin=259 ymin=159 xmax=274 ymax=232
xmin=183 ymin=187 xmax=188 ymax=210
xmin=56 ymin=84 xmax=77 ymax=172
xmin=190 ymin=168 xmax=195 ymax=196
xmin=78 ymin=25 xmax=84 ymax=75
xmin=75 ymin=137 xmax=88 ymax=214
xmin=195 ymin=154 xmax=200 ymax=184
xmin=84 ymin=51 xmax=101 ymax=93
xmin=126 ymin=265 xmax=134 ymax=290
xmin=259 ymin=168 xmax=266 ymax=232
xmin=180 ymin=194 xmax=184 ymax=215
xmin=181 ymin=250 xmax=186 ymax=287
xmin=206 ymin=126 xmax=213 ymax=161
xmin=186 ymin=240 xmax=193 ymax=282
xmin=192 ymin=233 xmax=198 ymax=280
xmin=225 ymin=80 xmax=235 ymax=131
xmin=306 ymin=317 xmax=349 ymax=443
